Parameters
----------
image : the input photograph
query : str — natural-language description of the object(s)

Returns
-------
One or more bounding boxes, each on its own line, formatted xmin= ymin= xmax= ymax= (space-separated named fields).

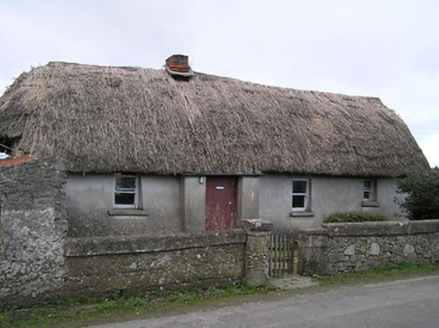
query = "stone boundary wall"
xmin=0 ymin=158 xmax=68 ymax=304
xmin=61 ymin=220 xmax=272 ymax=300
xmin=297 ymin=220 xmax=439 ymax=276
xmin=62 ymin=230 xmax=246 ymax=300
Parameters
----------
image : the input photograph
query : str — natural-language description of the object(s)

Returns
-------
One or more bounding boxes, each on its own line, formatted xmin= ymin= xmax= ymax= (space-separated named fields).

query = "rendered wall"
xmin=0 ymin=158 xmax=68 ymax=304
xmin=259 ymin=175 xmax=404 ymax=236
xmin=239 ymin=177 xmax=260 ymax=219
xmin=181 ymin=176 xmax=206 ymax=232
xmin=65 ymin=174 xmax=182 ymax=237
xmin=297 ymin=220 xmax=439 ymax=276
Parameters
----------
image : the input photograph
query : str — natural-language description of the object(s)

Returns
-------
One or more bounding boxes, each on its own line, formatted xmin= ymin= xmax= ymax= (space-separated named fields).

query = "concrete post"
xmin=239 ymin=219 xmax=273 ymax=286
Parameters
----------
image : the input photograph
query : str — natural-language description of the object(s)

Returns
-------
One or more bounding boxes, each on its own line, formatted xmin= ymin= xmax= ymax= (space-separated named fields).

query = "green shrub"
xmin=324 ymin=212 xmax=386 ymax=223
xmin=395 ymin=172 xmax=439 ymax=220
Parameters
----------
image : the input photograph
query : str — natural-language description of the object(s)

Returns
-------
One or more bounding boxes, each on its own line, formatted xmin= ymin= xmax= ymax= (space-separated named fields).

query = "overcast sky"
xmin=1 ymin=0 xmax=438 ymax=167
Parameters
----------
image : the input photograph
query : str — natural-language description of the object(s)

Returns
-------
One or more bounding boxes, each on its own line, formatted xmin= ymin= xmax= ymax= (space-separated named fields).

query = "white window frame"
xmin=363 ymin=179 xmax=376 ymax=201
xmin=292 ymin=179 xmax=309 ymax=212
xmin=113 ymin=174 xmax=138 ymax=209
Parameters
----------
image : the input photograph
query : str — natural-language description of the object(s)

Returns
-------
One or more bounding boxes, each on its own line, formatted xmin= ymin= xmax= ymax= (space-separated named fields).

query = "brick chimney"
xmin=165 ymin=54 xmax=195 ymax=79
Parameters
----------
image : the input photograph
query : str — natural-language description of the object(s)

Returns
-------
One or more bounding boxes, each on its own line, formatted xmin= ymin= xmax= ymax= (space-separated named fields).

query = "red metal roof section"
xmin=0 ymin=156 xmax=37 ymax=167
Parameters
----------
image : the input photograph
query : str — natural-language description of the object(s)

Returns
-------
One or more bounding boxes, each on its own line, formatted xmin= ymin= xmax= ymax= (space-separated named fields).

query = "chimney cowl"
xmin=165 ymin=54 xmax=195 ymax=78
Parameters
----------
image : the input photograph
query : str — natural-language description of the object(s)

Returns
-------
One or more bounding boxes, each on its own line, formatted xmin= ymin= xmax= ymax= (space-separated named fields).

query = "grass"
xmin=313 ymin=263 xmax=439 ymax=286
xmin=0 ymin=283 xmax=276 ymax=327
xmin=2 ymin=263 xmax=439 ymax=327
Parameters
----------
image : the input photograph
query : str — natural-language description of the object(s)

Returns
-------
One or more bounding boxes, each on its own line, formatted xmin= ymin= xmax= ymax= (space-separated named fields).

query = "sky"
xmin=0 ymin=0 xmax=438 ymax=167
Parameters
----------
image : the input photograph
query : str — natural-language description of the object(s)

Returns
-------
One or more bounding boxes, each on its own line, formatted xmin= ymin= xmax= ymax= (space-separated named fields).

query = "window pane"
xmin=116 ymin=176 xmax=136 ymax=191
xmin=363 ymin=180 xmax=371 ymax=190
xmin=363 ymin=191 xmax=370 ymax=200
xmin=293 ymin=180 xmax=307 ymax=193
xmin=115 ymin=193 xmax=135 ymax=205
xmin=292 ymin=195 xmax=305 ymax=208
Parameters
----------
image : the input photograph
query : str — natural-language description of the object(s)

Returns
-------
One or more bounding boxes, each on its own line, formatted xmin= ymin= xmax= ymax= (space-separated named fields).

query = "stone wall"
xmin=60 ymin=220 xmax=272 ymax=300
xmin=63 ymin=230 xmax=246 ymax=299
xmin=297 ymin=220 xmax=439 ymax=276
xmin=0 ymin=158 xmax=68 ymax=303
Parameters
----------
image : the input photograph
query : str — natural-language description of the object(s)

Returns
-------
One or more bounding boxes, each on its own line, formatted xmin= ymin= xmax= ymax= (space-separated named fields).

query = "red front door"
xmin=205 ymin=177 xmax=238 ymax=231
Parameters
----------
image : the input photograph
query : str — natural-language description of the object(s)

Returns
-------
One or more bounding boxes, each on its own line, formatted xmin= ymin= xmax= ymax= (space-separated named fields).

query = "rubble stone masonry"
xmin=298 ymin=220 xmax=439 ymax=276
xmin=0 ymin=158 xmax=68 ymax=303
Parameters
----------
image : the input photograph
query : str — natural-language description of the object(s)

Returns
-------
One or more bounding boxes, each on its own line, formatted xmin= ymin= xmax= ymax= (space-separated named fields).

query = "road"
xmin=91 ymin=275 xmax=439 ymax=327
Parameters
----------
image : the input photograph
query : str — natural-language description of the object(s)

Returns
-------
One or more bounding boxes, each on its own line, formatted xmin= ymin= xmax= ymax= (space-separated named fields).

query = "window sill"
xmin=108 ymin=209 xmax=149 ymax=217
xmin=361 ymin=201 xmax=380 ymax=208
xmin=290 ymin=211 xmax=315 ymax=218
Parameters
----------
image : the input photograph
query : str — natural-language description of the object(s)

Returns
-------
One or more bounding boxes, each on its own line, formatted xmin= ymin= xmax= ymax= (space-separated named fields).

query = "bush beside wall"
xmin=395 ymin=173 xmax=439 ymax=220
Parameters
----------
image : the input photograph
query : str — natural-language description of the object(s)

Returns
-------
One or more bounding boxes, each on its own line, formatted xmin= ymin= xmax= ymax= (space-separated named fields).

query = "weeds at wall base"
xmin=3 ymin=263 xmax=438 ymax=327
xmin=313 ymin=263 xmax=439 ymax=286
xmin=0 ymin=283 xmax=277 ymax=327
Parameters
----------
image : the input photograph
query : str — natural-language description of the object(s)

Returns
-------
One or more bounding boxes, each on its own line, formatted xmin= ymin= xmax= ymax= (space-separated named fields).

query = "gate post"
xmin=239 ymin=219 xmax=273 ymax=286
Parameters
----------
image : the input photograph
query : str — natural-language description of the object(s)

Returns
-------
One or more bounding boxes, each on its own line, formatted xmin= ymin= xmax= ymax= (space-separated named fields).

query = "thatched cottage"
xmin=0 ymin=56 xmax=430 ymax=237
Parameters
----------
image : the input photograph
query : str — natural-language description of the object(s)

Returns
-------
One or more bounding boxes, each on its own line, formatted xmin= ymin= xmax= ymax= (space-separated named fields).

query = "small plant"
xmin=155 ymin=287 xmax=169 ymax=298
xmin=221 ymin=285 xmax=238 ymax=297
xmin=324 ymin=212 xmax=386 ymax=223
xmin=170 ymin=291 xmax=196 ymax=303
xmin=210 ymin=287 xmax=223 ymax=297
xmin=95 ymin=300 xmax=119 ymax=312
xmin=126 ymin=297 xmax=150 ymax=308
xmin=238 ymin=283 xmax=259 ymax=294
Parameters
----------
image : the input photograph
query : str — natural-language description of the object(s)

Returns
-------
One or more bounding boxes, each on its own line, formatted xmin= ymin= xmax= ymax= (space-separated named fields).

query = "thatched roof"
xmin=0 ymin=61 xmax=430 ymax=176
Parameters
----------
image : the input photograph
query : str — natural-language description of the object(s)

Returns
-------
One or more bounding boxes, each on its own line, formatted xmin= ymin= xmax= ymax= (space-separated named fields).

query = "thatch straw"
xmin=0 ymin=62 xmax=430 ymax=176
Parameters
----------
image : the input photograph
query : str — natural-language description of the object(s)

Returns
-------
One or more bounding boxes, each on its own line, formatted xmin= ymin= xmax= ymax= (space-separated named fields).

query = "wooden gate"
xmin=268 ymin=234 xmax=295 ymax=277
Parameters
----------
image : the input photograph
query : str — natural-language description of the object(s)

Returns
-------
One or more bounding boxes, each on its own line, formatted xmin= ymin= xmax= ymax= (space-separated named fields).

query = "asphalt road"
xmin=91 ymin=275 xmax=439 ymax=327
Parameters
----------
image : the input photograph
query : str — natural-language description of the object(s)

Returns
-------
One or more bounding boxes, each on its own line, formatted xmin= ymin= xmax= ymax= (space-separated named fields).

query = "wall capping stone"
xmin=65 ymin=229 xmax=246 ymax=257
xmin=320 ymin=220 xmax=439 ymax=237
xmin=238 ymin=218 xmax=273 ymax=231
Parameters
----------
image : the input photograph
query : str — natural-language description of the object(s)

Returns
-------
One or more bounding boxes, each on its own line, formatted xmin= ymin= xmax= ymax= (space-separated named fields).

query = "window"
xmin=362 ymin=179 xmax=379 ymax=207
xmin=363 ymin=179 xmax=375 ymax=201
xmin=114 ymin=174 xmax=137 ymax=208
xmin=292 ymin=179 xmax=309 ymax=211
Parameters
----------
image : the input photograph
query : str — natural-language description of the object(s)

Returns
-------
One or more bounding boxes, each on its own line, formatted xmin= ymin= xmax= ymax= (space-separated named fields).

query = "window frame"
xmin=363 ymin=179 xmax=376 ymax=201
xmin=292 ymin=179 xmax=310 ymax=212
xmin=113 ymin=174 xmax=138 ymax=209
xmin=361 ymin=179 xmax=380 ymax=207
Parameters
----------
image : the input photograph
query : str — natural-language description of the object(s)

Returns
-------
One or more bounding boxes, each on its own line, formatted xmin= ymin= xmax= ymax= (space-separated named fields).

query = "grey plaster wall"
xmin=65 ymin=174 xmax=182 ymax=237
xmin=239 ymin=177 xmax=260 ymax=219
xmin=297 ymin=220 xmax=439 ymax=276
xmin=181 ymin=176 xmax=206 ymax=232
xmin=0 ymin=158 xmax=68 ymax=303
xmin=259 ymin=175 xmax=404 ymax=235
